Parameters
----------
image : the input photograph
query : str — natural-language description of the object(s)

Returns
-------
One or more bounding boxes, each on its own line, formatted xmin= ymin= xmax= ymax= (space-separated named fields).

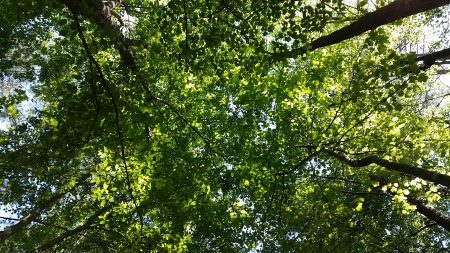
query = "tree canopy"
xmin=1 ymin=0 xmax=450 ymax=252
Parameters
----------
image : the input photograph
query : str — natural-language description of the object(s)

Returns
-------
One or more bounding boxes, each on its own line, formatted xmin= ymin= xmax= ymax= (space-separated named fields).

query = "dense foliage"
xmin=1 ymin=0 xmax=450 ymax=252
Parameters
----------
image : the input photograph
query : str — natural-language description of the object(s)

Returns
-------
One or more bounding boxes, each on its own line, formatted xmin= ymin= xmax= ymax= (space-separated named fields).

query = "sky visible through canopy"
xmin=1 ymin=0 xmax=450 ymax=252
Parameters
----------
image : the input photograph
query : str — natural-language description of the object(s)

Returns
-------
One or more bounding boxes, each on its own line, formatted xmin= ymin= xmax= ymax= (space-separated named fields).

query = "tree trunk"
xmin=0 ymin=175 xmax=89 ymax=243
xmin=26 ymin=206 xmax=109 ymax=253
xmin=323 ymin=148 xmax=450 ymax=188
xmin=62 ymin=0 xmax=136 ymax=67
xmin=406 ymin=195 xmax=450 ymax=232
xmin=415 ymin=47 xmax=450 ymax=71
xmin=0 ymin=193 xmax=65 ymax=243
xmin=285 ymin=0 xmax=450 ymax=57
xmin=368 ymin=176 xmax=450 ymax=232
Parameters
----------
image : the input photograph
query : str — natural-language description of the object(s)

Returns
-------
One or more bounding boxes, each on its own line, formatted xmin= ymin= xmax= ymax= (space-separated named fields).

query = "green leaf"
xmin=417 ymin=73 xmax=428 ymax=82
xmin=50 ymin=118 xmax=58 ymax=127
xmin=59 ymin=29 xmax=70 ymax=37
xmin=58 ymin=19 xmax=68 ymax=26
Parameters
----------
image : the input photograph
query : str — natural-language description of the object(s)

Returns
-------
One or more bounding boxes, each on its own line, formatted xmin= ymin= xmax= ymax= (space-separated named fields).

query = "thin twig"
xmin=183 ymin=0 xmax=189 ymax=50
xmin=261 ymin=176 xmax=277 ymax=234
xmin=221 ymin=0 xmax=246 ymax=22
xmin=86 ymin=58 xmax=100 ymax=142
xmin=275 ymin=151 xmax=319 ymax=176
xmin=74 ymin=16 xmax=145 ymax=236
xmin=151 ymin=96 xmax=226 ymax=159
xmin=409 ymin=222 xmax=438 ymax=237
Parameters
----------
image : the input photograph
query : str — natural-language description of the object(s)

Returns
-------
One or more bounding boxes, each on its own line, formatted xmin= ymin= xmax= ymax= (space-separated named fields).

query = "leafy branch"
xmin=73 ymin=15 xmax=145 ymax=237
xmin=26 ymin=206 xmax=110 ymax=253
xmin=0 ymin=174 xmax=90 ymax=243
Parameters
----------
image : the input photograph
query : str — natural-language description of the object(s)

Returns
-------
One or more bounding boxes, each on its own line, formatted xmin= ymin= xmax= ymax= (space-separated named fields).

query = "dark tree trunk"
xmin=415 ymin=47 xmax=450 ymax=71
xmin=0 ymin=175 xmax=89 ymax=243
xmin=62 ymin=0 xmax=136 ymax=67
xmin=323 ymin=148 xmax=450 ymax=188
xmin=366 ymin=175 xmax=450 ymax=232
xmin=0 ymin=192 xmax=65 ymax=243
xmin=285 ymin=0 xmax=450 ymax=57
xmin=26 ymin=206 xmax=109 ymax=253
xmin=406 ymin=195 xmax=450 ymax=232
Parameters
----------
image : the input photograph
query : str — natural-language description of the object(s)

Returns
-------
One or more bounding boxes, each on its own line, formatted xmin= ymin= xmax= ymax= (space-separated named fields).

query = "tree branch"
xmin=409 ymin=222 xmax=438 ymax=237
xmin=415 ymin=47 xmax=450 ymax=71
xmin=73 ymin=16 xmax=146 ymax=237
xmin=0 ymin=174 xmax=89 ymax=243
xmin=275 ymin=151 xmax=319 ymax=176
xmin=26 ymin=206 xmax=109 ymax=253
xmin=277 ymin=0 xmax=450 ymax=58
xmin=406 ymin=195 xmax=450 ymax=232
xmin=62 ymin=0 xmax=136 ymax=67
xmin=323 ymin=148 xmax=450 ymax=188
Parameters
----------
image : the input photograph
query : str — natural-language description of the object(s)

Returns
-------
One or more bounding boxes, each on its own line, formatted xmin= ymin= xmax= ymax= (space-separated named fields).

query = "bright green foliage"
xmin=1 ymin=0 xmax=450 ymax=252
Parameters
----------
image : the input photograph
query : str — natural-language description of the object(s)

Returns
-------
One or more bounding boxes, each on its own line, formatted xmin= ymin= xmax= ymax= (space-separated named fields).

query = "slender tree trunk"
xmin=406 ymin=195 xmax=450 ymax=232
xmin=0 ymin=174 xmax=90 ymax=243
xmin=323 ymin=148 xmax=450 ymax=188
xmin=62 ymin=0 xmax=136 ymax=67
xmin=368 ymin=177 xmax=450 ymax=232
xmin=285 ymin=0 xmax=450 ymax=57
xmin=415 ymin=47 xmax=450 ymax=71
xmin=26 ymin=206 xmax=109 ymax=253
xmin=0 ymin=192 xmax=65 ymax=243
xmin=0 ymin=175 xmax=89 ymax=243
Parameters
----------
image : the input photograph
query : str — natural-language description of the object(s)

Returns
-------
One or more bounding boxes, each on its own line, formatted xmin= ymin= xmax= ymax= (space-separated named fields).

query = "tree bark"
xmin=284 ymin=0 xmax=450 ymax=57
xmin=0 ymin=175 xmax=90 ymax=243
xmin=406 ymin=195 xmax=450 ymax=232
xmin=366 ymin=177 xmax=450 ymax=233
xmin=26 ymin=206 xmax=109 ymax=253
xmin=0 ymin=192 xmax=65 ymax=243
xmin=62 ymin=0 xmax=136 ymax=67
xmin=415 ymin=47 xmax=450 ymax=71
xmin=323 ymin=149 xmax=450 ymax=188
